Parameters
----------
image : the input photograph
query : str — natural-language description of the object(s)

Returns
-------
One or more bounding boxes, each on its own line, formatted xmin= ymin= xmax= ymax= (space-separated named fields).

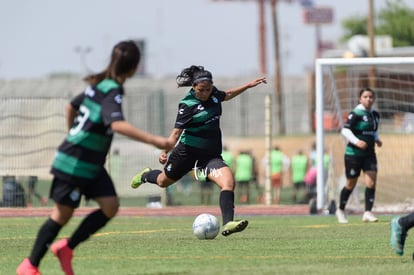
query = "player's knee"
xmin=102 ymin=204 xmax=119 ymax=218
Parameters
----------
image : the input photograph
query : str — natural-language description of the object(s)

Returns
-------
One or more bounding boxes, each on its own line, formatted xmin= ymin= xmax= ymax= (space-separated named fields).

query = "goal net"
xmin=315 ymin=57 xmax=414 ymax=212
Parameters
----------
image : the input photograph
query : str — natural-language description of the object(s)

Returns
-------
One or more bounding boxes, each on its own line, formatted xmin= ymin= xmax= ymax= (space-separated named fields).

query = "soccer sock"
xmin=399 ymin=213 xmax=414 ymax=231
xmin=339 ymin=187 xmax=353 ymax=210
xmin=364 ymin=187 xmax=375 ymax=211
xmin=29 ymin=218 xmax=62 ymax=266
xmin=143 ymin=170 xmax=162 ymax=184
xmin=67 ymin=209 xmax=110 ymax=249
xmin=219 ymin=190 xmax=234 ymax=225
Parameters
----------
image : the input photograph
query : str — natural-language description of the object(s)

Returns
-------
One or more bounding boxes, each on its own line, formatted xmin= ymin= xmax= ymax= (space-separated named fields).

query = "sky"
xmin=1 ymin=0 xmax=413 ymax=79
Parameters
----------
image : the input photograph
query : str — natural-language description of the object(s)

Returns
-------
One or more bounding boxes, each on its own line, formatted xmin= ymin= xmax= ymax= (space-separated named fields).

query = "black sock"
xmin=219 ymin=190 xmax=234 ymax=225
xmin=67 ymin=209 xmax=110 ymax=249
xmin=143 ymin=170 xmax=162 ymax=184
xmin=29 ymin=218 xmax=62 ymax=266
xmin=339 ymin=187 xmax=353 ymax=210
xmin=399 ymin=213 xmax=414 ymax=231
xmin=364 ymin=187 xmax=375 ymax=211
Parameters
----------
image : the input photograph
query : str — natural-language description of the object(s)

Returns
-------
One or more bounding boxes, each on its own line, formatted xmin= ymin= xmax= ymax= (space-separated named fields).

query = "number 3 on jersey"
xmin=70 ymin=105 xmax=90 ymax=136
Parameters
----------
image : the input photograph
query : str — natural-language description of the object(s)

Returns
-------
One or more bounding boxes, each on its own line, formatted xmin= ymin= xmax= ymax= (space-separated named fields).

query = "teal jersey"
xmin=174 ymin=87 xmax=226 ymax=155
xmin=51 ymin=79 xmax=124 ymax=181
xmin=344 ymin=106 xmax=380 ymax=157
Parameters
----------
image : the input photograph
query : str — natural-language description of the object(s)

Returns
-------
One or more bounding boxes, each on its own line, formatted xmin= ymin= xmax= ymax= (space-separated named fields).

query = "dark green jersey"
xmin=174 ymin=87 xmax=226 ymax=156
xmin=343 ymin=105 xmax=380 ymax=157
xmin=51 ymin=79 xmax=125 ymax=181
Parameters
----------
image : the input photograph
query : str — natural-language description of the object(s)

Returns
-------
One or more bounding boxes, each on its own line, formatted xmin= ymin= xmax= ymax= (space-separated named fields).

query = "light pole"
xmin=74 ymin=46 xmax=92 ymax=75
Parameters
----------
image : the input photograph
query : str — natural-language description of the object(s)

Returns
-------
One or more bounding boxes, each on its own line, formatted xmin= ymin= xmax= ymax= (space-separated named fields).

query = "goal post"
xmin=315 ymin=57 xmax=414 ymax=211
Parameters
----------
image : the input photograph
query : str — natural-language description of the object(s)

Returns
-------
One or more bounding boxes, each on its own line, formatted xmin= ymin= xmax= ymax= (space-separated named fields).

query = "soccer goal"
xmin=315 ymin=57 xmax=414 ymax=211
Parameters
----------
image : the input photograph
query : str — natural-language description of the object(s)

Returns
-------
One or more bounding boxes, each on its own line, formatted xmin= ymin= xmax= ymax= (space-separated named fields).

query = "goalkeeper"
xmin=335 ymin=88 xmax=382 ymax=224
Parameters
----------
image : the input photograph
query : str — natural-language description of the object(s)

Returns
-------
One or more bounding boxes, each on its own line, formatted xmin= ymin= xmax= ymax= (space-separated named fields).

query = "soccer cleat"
xmin=16 ymin=258 xmax=41 ymax=275
xmin=390 ymin=217 xmax=406 ymax=256
xmin=50 ymin=238 xmax=74 ymax=275
xmin=335 ymin=209 xmax=348 ymax=224
xmin=131 ymin=167 xmax=151 ymax=189
xmin=221 ymin=220 xmax=249 ymax=236
xmin=362 ymin=211 xmax=378 ymax=222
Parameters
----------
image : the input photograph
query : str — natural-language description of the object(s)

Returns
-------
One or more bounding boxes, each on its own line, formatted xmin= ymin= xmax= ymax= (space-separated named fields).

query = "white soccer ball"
xmin=192 ymin=213 xmax=220 ymax=240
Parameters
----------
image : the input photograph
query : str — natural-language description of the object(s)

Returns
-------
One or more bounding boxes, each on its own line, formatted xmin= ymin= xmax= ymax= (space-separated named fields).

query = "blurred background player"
xmin=269 ymin=146 xmax=290 ymax=204
xmin=290 ymin=149 xmax=309 ymax=204
xmin=336 ymin=88 xmax=382 ymax=224
xmin=234 ymin=150 xmax=254 ymax=204
xmin=221 ymin=145 xmax=234 ymax=171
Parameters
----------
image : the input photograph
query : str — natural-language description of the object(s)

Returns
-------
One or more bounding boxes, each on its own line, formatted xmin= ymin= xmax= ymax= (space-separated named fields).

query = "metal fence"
xmin=0 ymin=75 xmax=309 ymax=203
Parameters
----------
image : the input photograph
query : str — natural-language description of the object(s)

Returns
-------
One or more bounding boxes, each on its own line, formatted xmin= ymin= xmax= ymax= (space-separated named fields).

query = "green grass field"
xmin=1 ymin=214 xmax=412 ymax=274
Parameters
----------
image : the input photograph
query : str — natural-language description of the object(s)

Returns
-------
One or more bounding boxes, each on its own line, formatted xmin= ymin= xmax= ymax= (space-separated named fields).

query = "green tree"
xmin=341 ymin=15 xmax=367 ymax=42
xmin=340 ymin=0 xmax=414 ymax=46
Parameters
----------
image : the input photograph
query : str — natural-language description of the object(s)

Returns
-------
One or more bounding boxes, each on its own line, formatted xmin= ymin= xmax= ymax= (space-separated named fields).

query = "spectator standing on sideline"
xmin=131 ymin=65 xmax=266 ymax=236
xmin=221 ymin=145 xmax=234 ymax=171
xmin=17 ymin=40 xmax=172 ymax=275
xmin=234 ymin=150 xmax=254 ymax=204
xmin=335 ymin=88 xmax=382 ymax=224
xmin=269 ymin=146 xmax=290 ymax=204
xmin=290 ymin=149 xmax=309 ymax=204
xmin=304 ymin=166 xmax=317 ymax=203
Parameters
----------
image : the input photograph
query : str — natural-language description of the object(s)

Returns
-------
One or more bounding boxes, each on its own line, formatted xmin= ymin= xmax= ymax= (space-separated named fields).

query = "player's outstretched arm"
xmin=111 ymin=120 xmax=173 ymax=150
xmin=224 ymin=76 xmax=267 ymax=101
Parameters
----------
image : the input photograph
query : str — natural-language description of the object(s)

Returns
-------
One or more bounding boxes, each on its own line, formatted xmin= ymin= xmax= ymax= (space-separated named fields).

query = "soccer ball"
xmin=192 ymin=213 xmax=220 ymax=240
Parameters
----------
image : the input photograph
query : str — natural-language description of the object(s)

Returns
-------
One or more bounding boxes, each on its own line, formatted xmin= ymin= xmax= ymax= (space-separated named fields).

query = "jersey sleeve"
xmin=343 ymin=111 xmax=357 ymax=129
xmin=174 ymin=103 xmax=193 ymax=129
xmin=101 ymin=89 xmax=125 ymax=127
xmin=70 ymin=92 xmax=85 ymax=110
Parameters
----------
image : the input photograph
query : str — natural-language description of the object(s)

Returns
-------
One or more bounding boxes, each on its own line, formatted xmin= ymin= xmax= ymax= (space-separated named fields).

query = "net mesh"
xmin=318 ymin=61 xmax=414 ymax=209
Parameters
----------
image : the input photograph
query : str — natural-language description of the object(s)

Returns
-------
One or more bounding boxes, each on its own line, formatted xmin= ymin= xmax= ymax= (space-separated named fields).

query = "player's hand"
xmin=159 ymin=151 xmax=168 ymax=164
xmin=247 ymin=76 xmax=267 ymax=88
xmin=355 ymin=140 xmax=368 ymax=150
xmin=375 ymin=140 xmax=383 ymax=147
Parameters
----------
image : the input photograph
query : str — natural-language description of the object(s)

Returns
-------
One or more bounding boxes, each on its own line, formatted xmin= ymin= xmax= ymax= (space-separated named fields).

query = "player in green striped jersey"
xmin=17 ymin=40 xmax=173 ymax=275
xmin=336 ymin=88 xmax=382 ymax=224
xmin=132 ymin=65 xmax=266 ymax=236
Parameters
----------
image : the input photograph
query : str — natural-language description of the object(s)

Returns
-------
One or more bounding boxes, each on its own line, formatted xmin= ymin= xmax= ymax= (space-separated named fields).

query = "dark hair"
xmin=176 ymin=65 xmax=213 ymax=87
xmin=359 ymin=87 xmax=375 ymax=97
xmin=84 ymin=40 xmax=141 ymax=85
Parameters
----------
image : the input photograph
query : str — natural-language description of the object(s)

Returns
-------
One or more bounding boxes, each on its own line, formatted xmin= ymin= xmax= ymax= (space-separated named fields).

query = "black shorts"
xmin=165 ymin=143 xmax=228 ymax=181
xmin=344 ymin=154 xmax=377 ymax=179
xmin=49 ymin=169 xmax=117 ymax=208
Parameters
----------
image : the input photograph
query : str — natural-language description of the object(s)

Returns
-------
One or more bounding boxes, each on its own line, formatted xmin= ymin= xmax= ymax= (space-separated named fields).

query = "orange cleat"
xmin=16 ymin=258 xmax=41 ymax=275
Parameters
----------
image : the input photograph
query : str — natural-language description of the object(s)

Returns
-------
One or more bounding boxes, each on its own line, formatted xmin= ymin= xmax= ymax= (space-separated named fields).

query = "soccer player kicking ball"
xmin=131 ymin=65 xmax=267 ymax=236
